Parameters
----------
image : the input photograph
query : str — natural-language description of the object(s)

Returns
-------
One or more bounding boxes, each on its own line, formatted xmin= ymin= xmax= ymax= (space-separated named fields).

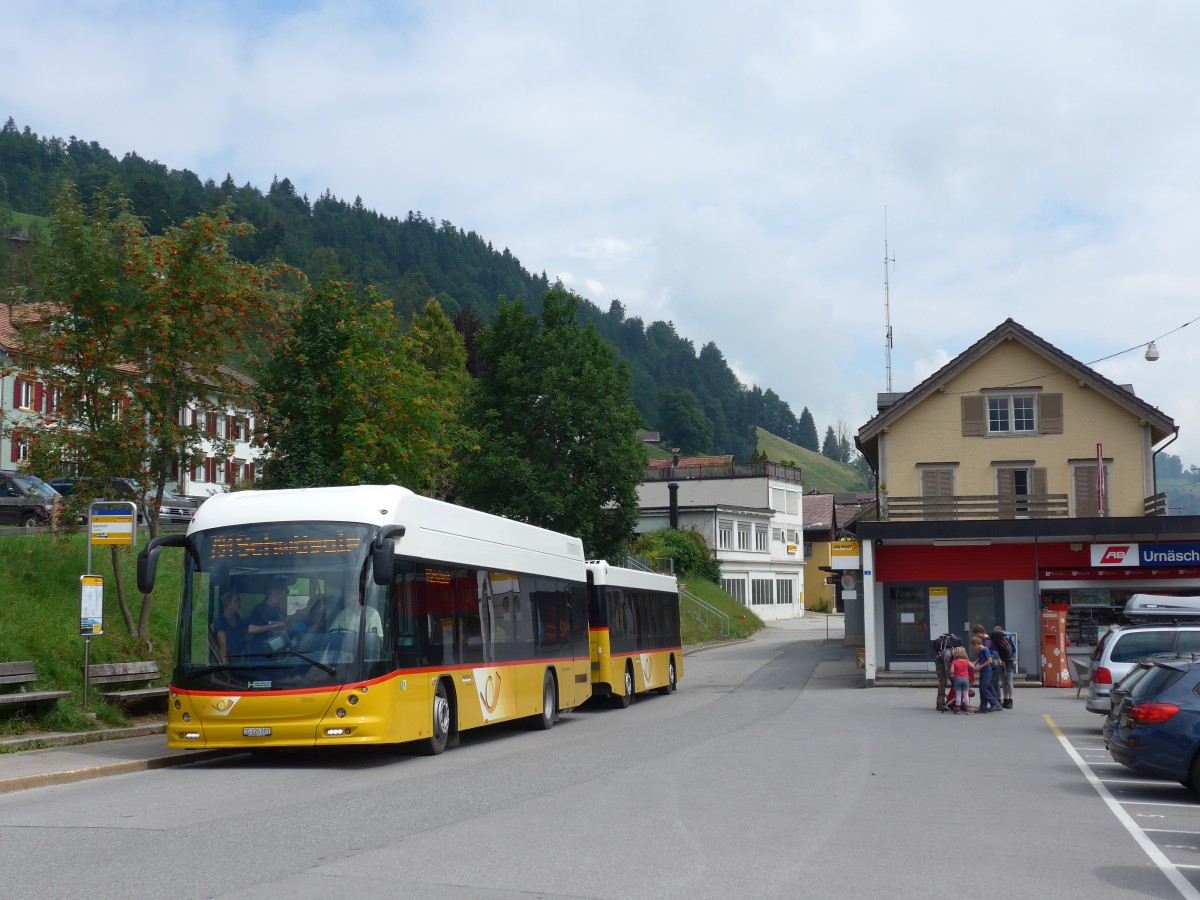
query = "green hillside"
xmin=755 ymin=427 xmax=869 ymax=493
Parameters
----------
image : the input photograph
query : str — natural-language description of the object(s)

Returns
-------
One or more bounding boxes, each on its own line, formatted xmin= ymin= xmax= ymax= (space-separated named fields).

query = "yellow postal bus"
xmin=586 ymin=559 xmax=683 ymax=706
xmin=138 ymin=485 xmax=608 ymax=753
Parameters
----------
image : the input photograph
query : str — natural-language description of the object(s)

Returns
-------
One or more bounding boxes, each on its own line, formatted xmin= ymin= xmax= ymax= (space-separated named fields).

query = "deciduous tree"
xmin=458 ymin=288 xmax=645 ymax=559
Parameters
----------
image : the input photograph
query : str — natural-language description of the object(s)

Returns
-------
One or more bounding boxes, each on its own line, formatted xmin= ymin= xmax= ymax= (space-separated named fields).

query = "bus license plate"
xmin=243 ymin=726 xmax=272 ymax=737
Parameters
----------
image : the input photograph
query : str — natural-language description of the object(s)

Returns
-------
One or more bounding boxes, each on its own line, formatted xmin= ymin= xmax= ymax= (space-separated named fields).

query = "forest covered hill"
xmin=0 ymin=117 xmax=853 ymax=473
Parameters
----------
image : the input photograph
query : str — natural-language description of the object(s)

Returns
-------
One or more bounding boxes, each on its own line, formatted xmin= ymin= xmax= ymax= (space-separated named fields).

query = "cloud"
xmin=6 ymin=1 xmax=1200 ymax=464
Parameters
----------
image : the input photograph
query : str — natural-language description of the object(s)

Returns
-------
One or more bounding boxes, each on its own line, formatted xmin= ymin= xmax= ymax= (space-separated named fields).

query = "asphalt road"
xmin=0 ymin=619 xmax=1197 ymax=899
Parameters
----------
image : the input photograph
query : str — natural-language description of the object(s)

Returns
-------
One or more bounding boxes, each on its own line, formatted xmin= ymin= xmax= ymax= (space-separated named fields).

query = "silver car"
xmin=1086 ymin=624 xmax=1200 ymax=714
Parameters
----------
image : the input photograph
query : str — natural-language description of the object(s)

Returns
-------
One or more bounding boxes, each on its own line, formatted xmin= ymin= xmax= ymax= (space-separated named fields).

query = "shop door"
xmin=946 ymin=583 xmax=1003 ymax=638
xmin=887 ymin=586 xmax=928 ymax=660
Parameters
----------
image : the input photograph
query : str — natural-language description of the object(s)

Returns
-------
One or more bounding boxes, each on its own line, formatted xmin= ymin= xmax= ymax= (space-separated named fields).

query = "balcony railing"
xmin=878 ymin=493 xmax=1070 ymax=522
xmin=642 ymin=461 xmax=803 ymax=484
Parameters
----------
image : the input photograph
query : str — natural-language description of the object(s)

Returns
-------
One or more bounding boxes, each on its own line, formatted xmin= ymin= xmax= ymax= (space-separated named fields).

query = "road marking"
xmin=1101 ymin=778 xmax=1187 ymax=786
xmin=1142 ymin=835 xmax=1200 ymax=844
xmin=1046 ymin=714 xmax=1200 ymax=899
xmin=1124 ymin=801 xmax=1200 ymax=809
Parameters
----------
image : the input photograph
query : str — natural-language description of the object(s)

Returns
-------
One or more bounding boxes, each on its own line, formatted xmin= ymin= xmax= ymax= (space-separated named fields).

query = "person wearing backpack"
xmin=992 ymin=625 xmax=1016 ymax=709
xmin=933 ymin=633 xmax=961 ymax=711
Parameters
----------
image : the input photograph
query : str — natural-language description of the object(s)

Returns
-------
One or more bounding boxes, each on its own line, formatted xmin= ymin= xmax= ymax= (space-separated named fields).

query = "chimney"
xmin=668 ymin=482 xmax=679 ymax=530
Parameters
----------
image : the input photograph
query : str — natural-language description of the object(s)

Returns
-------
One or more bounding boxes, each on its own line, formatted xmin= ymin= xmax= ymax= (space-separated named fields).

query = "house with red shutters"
xmin=0 ymin=303 xmax=260 ymax=499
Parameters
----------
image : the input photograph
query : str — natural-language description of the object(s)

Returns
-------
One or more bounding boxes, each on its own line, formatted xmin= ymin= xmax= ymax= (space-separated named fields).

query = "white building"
xmin=636 ymin=456 xmax=806 ymax=622
xmin=1 ymin=304 xmax=260 ymax=498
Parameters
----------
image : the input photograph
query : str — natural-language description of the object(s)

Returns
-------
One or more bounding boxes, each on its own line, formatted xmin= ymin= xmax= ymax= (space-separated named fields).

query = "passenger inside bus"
xmin=330 ymin=591 xmax=383 ymax=636
xmin=215 ymin=588 xmax=246 ymax=663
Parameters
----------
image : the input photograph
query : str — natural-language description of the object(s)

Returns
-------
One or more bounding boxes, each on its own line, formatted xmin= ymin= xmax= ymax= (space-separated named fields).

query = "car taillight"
xmin=1093 ymin=667 xmax=1113 ymax=685
xmin=1128 ymin=702 xmax=1181 ymax=725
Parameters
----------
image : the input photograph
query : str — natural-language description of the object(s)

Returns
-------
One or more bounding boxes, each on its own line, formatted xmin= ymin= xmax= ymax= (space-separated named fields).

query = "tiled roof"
xmin=803 ymin=493 xmax=834 ymax=530
xmin=1 ymin=302 xmax=255 ymax=387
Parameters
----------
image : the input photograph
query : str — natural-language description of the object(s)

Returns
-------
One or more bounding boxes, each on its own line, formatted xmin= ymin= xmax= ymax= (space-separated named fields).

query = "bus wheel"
xmin=532 ymin=670 xmax=557 ymax=731
xmin=611 ymin=663 xmax=634 ymax=709
xmin=420 ymin=680 xmax=451 ymax=755
xmin=658 ymin=658 xmax=677 ymax=695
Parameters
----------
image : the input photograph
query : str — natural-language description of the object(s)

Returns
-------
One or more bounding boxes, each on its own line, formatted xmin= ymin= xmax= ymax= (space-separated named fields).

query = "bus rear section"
xmin=586 ymin=561 xmax=683 ymax=708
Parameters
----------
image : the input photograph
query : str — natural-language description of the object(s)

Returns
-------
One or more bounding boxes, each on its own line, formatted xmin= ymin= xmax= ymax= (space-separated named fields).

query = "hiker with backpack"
xmin=932 ymin=633 xmax=962 ymax=711
xmin=992 ymin=625 xmax=1016 ymax=709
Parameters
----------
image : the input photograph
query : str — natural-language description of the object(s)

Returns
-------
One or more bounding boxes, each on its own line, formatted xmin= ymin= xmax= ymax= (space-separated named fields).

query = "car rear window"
xmin=1114 ymin=664 xmax=1152 ymax=694
xmin=1176 ymin=632 xmax=1200 ymax=654
xmin=1128 ymin=664 xmax=1185 ymax=698
xmin=1110 ymin=632 xmax=1178 ymax=663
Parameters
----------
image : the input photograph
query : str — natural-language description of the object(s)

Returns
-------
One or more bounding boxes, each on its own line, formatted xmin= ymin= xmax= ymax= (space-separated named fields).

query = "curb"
xmin=0 ymin=748 xmax=230 ymax=795
xmin=0 ymin=723 xmax=168 ymax=754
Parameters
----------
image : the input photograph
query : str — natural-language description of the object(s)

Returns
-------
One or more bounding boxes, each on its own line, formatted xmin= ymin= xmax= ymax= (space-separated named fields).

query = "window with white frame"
xmin=737 ymin=522 xmax=752 ymax=550
xmin=772 ymin=487 xmax=785 ymax=510
xmin=776 ymin=579 xmax=794 ymax=605
xmin=987 ymin=394 xmax=1037 ymax=435
xmin=786 ymin=491 xmax=799 ymax=515
xmin=803 ymin=542 xmax=813 ymax=559
xmin=754 ymin=524 xmax=768 ymax=551
xmin=44 ymin=386 xmax=61 ymax=414
xmin=772 ymin=527 xmax=783 ymax=543
xmin=751 ymin=578 xmax=773 ymax=605
xmin=14 ymin=379 xmax=34 ymax=410
xmin=718 ymin=519 xmax=734 ymax=550
xmin=786 ymin=529 xmax=799 ymax=544
xmin=722 ymin=577 xmax=747 ymax=605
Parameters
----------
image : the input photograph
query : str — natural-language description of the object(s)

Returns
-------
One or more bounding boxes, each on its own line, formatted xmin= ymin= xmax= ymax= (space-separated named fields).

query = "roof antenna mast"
xmin=883 ymin=208 xmax=895 ymax=393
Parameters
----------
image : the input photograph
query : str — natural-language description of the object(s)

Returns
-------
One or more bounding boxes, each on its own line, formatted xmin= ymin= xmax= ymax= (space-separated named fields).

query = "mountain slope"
xmin=755 ymin=427 xmax=868 ymax=493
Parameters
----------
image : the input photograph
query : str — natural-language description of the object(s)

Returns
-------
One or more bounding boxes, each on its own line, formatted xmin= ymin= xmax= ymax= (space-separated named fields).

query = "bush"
xmin=631 ymin=528 xmax=721 ymax=582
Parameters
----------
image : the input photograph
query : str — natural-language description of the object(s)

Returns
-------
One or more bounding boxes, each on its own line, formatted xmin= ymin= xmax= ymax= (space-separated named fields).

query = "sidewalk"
xmin=0 ymin=726 xmax=227 ymax=795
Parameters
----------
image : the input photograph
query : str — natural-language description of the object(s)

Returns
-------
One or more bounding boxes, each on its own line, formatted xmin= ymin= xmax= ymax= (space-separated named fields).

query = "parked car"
xmin=1086 ymin=624 xmax=1200 ymax=714
xmin=1108 ymin=653 xmax=1200 ymax=789
xmin=0 ymin=471 xmax=61 ymax=528
xmin=148 ymin=491 xmax=198 ymax=527
xmin=1102 ymin=659 xmax=1156 ymax=747
xmin=48 ymin=476 xmax=147 ymax=524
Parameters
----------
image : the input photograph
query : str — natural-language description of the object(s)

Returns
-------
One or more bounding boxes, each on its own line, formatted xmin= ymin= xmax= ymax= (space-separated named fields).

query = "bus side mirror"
xmin=372 ymin=525 xmax=405 ymax=586
xmin=137 ymin=533 xmax=188 ymax=594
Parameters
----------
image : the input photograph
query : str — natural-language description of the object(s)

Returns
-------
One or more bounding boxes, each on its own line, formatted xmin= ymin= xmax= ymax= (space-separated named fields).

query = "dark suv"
xmin=0 ymin=471 xmax=61 ymax=528
xmin=1109 ymin=653 xmax=1200 ymax=790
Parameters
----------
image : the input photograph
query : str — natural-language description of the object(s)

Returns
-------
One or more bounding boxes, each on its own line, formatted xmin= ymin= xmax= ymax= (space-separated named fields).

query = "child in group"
xmin=971 ymin=635 xmax=1000 ymax=712
xmin=950 ymin=646 xmax=974 ymax=714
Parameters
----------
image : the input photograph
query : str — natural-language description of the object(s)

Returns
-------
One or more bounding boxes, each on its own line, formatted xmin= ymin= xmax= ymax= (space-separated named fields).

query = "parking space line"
xmin=1121 ymin=800 xmax=1200 ymax=809
xmin=1146 ymin=830 xmax=1200 ymax=836
xmin=1046 ymin=714 xmax=1200 ymax=899
xmin=1101 ymin=778 xmax=1186 ymax=786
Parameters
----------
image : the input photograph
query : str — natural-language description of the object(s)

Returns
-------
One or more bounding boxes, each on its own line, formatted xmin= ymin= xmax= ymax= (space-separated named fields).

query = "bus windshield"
xmin=176 ymin=521 xmax=386 ymax=691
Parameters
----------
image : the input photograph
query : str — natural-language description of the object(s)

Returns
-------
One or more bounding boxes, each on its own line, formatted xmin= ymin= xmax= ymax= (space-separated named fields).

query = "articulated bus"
xmin=137 ymin=485 xmax=680 ymax=754
xmin=586 ymin=560 xmax=683 ymax=706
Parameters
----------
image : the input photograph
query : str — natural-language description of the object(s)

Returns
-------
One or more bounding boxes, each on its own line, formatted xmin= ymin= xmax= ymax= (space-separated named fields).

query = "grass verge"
xmin=0 ymin=530 xmax=181 ymax=733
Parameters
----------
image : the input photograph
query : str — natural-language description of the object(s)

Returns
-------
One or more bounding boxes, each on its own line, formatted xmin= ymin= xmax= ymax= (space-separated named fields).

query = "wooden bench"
xmin=86 ymin=661 xmax=169 ymax=708
xmin=0 ymin=661 xmax=70 ymax=712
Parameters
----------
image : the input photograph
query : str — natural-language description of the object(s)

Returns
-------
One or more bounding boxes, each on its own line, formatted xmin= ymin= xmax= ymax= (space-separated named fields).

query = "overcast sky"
xmin=6 ymin=2 xmax=1200 ymax=465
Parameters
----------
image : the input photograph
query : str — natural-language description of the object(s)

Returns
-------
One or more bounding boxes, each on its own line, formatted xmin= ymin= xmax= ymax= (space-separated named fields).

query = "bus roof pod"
xmin=1124 ymin=593 xmax=1200 ymax=622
